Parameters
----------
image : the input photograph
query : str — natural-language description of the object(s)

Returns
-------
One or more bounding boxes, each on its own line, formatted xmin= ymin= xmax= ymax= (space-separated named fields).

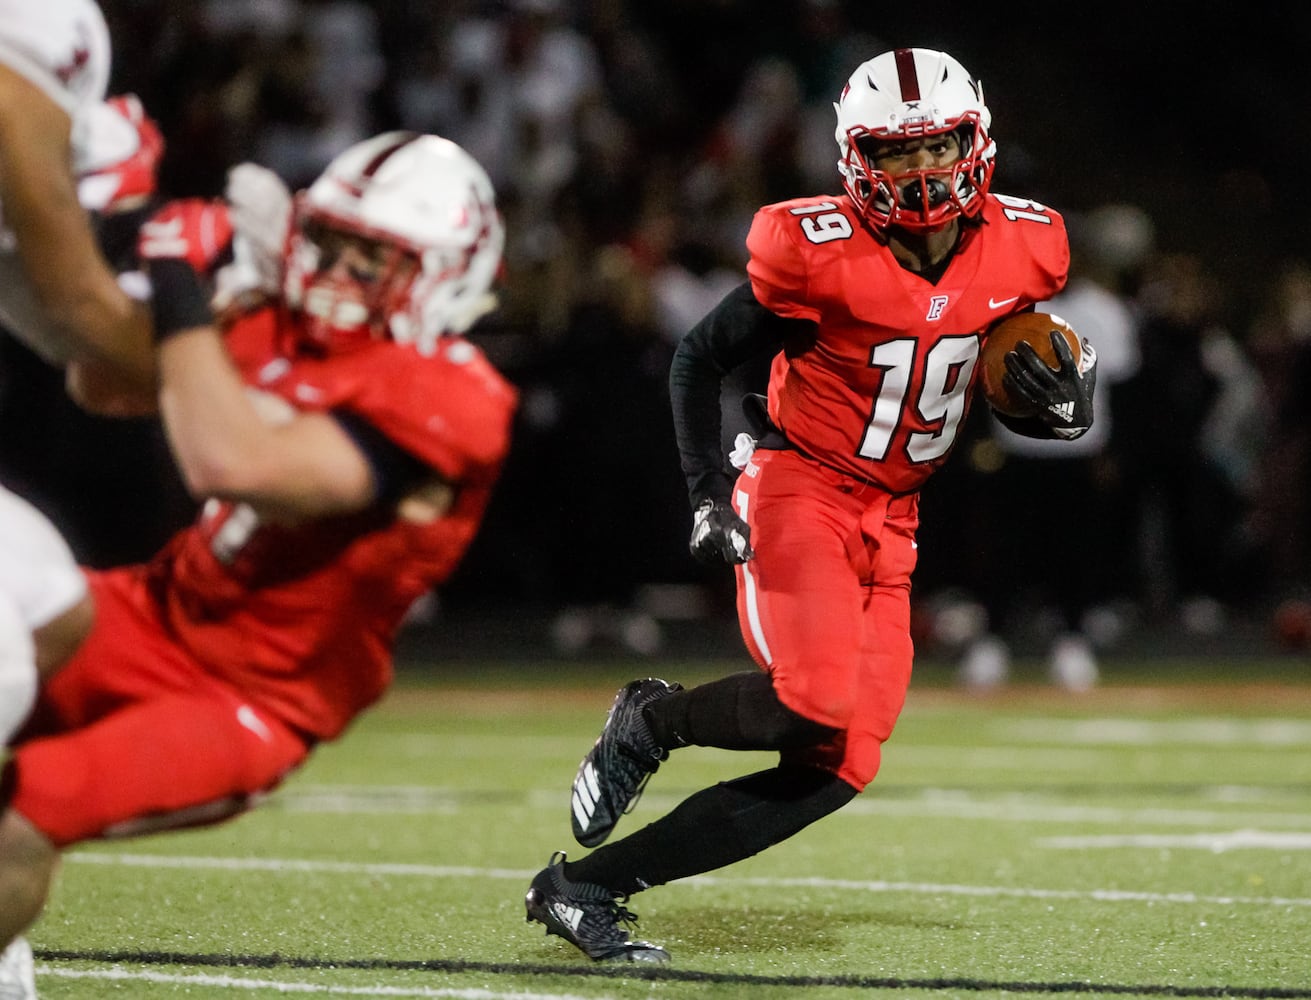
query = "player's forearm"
xmin=0 ymin=66 xmax=158 ymax=390
xmin=65 ymin=355 xmax=160 ymax=417
xmin=157 ymin=326 xmax=275 ymax=500
xmin=157 ymin=324 xmax=376 ymax=517
xmin=670 ymin=282 xmax=792 ymax=507
xmin=670 ymin=333 xmax=734 ymax=508
xmin=17 ymin=182 xmax=157 ymax=386
xmin=38 ymin=279 xmax=156 ymax=388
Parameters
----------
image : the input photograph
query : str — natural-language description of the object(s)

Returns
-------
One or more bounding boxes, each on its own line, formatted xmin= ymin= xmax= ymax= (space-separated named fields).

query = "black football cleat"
xmin=524 ymin=852 xmax=669 ymax=964
xmin=571 ymin=678 xmax=682 ymax=847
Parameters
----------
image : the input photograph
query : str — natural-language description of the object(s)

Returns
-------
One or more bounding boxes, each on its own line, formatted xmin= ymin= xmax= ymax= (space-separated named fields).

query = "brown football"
xmin=979 ymin=311 xmax=1082 ymax=417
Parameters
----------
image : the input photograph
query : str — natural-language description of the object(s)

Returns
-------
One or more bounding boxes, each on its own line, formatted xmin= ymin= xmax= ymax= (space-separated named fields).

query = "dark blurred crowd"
xmin=2 ymin=0 xmax=1308 ymax=658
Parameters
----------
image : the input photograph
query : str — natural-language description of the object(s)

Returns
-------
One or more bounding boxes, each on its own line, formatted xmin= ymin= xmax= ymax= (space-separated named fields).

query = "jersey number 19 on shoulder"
xmin=791 ymin=202 xmax=853 ymax=244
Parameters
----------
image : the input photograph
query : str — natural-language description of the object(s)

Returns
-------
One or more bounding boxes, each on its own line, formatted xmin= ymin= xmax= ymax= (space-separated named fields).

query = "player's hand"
xmin=77 ymin=94 xmax=165 ymax=213
xmin=1002 ymin=331 xmax=1097 ymax=439
xmin=689 ymin=499 xmax=754 ymax=565
xmin=224 ymin=163 xmax=292 ymax=287
xmin=212 ymin=163 xmax=293 ymax=318
xmin=137 ymin=199 xmax=234 ymax=276
xmin=138 ymin=200 xmax=233 ymax=343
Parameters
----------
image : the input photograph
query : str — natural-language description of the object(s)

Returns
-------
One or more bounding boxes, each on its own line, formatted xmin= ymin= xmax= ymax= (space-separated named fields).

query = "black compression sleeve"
xmin=669 ymin=282 xmax=813 ymax=507
xmin=331 ymin=409 xmax=432 ymax=505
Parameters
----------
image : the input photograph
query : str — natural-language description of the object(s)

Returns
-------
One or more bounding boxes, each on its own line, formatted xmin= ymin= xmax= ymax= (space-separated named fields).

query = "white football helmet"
xmin=283 ymin=131 xmax=504 ymax=354
xmin=834 ymin=48 xmax=995 ymax=235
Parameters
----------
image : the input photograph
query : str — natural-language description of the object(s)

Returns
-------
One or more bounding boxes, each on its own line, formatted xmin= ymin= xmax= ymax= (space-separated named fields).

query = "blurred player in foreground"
xmin=525 ymin=47 xmax=1097 ymax=963
xmin=0 ymin=3 xmax=167 ymax=989
xmin=0 ymin=132 xmax=516 ymax=996
xmin=0 ymin=6 xmax=164 ymax=721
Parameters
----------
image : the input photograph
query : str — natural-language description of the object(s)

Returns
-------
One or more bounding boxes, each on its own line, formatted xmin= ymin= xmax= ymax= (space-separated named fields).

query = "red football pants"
xmin=731 ymin=448 xmax=919 ymax=790
xmin=8 ymin=569 xmax=310 ymax=847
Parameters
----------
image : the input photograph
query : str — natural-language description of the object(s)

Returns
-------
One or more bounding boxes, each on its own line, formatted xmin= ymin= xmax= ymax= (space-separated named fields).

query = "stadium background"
xmin=3 ymin=0 xmax=1308 ymax=666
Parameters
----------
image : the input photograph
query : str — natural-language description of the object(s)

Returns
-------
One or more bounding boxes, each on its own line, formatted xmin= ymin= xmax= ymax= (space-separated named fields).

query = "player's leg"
xmin=0 ymin=586 xmax=46 ymax=989
xmin=535 ymin=452 xmax=869 ymax=961
xmin=731 ymin=449 xmax=881 ymax=731
xmin=528 ymin=761 xmax=854 ymax=963
xmin=832 ymin=578 xmax=917 ymax=791
xmin=0 ymin=798 xmax=58 ymax=950
xmin=0 ymin=683 xmax=307 ymax=954
xmin=9 ymin=683 xmax=308 ymax=850
xmin=569 ymin=450 xmax=857 ymax=848
xmin=565 ymin=762 xmax=855 ymax=893
xmin=563 ymin=462 xmax=879 ymax=883
xmin=568 ymin=669 xmax=839 ymax=848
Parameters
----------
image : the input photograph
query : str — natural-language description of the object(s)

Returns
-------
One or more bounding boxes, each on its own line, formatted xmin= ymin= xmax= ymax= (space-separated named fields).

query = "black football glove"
xmin=689 ymin=498 xmax=754 ymax=565
xmin=1002 ymin=331 xmax=1097 ymax=439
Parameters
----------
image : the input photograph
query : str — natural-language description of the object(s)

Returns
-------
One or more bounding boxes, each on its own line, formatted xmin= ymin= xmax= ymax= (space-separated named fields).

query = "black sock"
xmin=645 ymin=670 xmax=837 ymax=751
xmin=565 ymin=765 xmax=856 ymax=896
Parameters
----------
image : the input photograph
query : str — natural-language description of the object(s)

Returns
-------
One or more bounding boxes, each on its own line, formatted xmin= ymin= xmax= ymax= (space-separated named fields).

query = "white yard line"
xmin=269 ymin=784 xmax=1311 ymax=830
xmin=38 ymin=966 xmax=609 ymax=999
xmin=711 ymin=876 xmax=1311 ymax=907
xmin=64 ymin=851 xmax=1311 ymax=908
xmin=836 ymin=795 xmax=1311 ymax=828
xmin=992 ymin=717 xmax=1311 ymax=746
xmin=67 ymin=852 xmax=534 ymax=879
xmin=1036 ymin=830 xmax=1311 ymax=851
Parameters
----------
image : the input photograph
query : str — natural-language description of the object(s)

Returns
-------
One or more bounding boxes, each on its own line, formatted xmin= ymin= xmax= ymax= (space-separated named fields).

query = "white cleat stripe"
xmin=571 ymin=790 xmax=593 ymax=828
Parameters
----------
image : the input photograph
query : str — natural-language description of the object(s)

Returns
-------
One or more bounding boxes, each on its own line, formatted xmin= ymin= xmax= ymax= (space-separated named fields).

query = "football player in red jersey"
xmin=0 ymin=133 xmax=517 ymax=960
xmin=525 ymin=48 xmax=1097 ymax=963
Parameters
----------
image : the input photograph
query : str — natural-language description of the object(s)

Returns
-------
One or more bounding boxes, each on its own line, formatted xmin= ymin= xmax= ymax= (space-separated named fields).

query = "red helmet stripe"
xmin=336 ymin=132 xmax=423 ymax=197
xmin=893 ymin=48 xmax=921 ymax=101
xmin=360 ymin=132 xmax=421 ymax=179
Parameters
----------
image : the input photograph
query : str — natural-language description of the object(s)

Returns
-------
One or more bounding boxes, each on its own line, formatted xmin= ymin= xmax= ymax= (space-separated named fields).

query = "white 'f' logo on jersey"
xmin=926 ymin=295 xmax=949 ymax=321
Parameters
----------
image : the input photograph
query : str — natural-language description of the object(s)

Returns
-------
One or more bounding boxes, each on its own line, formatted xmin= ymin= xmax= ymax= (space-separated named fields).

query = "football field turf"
xmin=27 ymin=657 xmax=1311 ymax=999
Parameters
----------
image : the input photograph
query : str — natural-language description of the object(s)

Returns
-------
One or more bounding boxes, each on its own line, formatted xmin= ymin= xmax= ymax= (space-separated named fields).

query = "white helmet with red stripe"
xmin=284 ymin=131 xmax=504 ymax=354
xmin=834 ymin=48 xmax=995 ymax=235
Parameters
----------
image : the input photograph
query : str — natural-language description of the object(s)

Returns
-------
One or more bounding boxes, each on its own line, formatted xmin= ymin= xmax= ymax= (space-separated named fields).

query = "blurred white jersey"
xmin=0 ymin=486 xmax=86 ymax=631
xmin=0 ymin=0 xmax=112 ymax=163
xmin=0 ymin=1 xmax=98 ymax=738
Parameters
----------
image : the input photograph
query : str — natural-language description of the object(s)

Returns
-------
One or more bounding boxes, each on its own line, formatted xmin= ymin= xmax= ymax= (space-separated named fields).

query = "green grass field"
xmin=25 ymin=656 xmax=1311 ymax=999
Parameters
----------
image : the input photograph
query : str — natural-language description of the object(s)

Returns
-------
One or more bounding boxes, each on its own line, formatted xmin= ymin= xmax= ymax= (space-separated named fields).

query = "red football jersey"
xmin=147 ymin=307 xmax=518 ymax=739
xmin=747 ymin=192 xmax=1068 ymax=492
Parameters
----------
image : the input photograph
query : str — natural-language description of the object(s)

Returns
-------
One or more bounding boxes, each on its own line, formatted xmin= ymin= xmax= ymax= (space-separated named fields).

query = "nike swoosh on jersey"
xmin=237 ymin=704 xmax=274 ymax=743
xmin=988 ymin=295 xmax=1020 ymax=310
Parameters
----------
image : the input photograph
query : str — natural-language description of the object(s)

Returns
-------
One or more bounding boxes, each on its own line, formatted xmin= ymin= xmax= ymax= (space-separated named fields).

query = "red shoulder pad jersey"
xmin=747 ymin=192 xmax=1069 ymax=492
xmin=148 ymin=308 xmax=518 ymax=739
